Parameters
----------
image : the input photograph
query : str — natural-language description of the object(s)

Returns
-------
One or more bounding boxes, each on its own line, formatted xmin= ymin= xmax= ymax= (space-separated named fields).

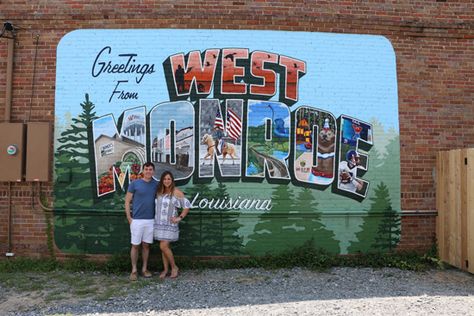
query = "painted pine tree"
xmin=174 ymin=183 xmax=219 ymax=256
xmin=246 ymin=184 xmax=295 ymax=254
xmin=290 ymin=188 xmax=340 ymax=253
xmin=55 ymin=93 xmax=125 ymax=210
xmin=54 ymin=93 xmax=97 ymax=208
xmin=214 ymin=182 xmax=244 ymax=255
xmin=54 ymin=94 xmax=128 ymax=254
xmin=382 ymin=135 xmax=401 ymax=211
xmin=347 ymin=182 xmax=396 ymax=253
xmin=199 ymin=183 xmax=227 ymax=255
xmin=55 ymin=214 xmax=129 ymax=254
xmin=372 ymin=183 xmax=401 ymax=252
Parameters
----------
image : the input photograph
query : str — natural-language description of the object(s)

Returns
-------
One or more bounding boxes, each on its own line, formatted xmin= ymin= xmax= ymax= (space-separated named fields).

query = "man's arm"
xmin=125 ymin=191 xmax=134 ymax=225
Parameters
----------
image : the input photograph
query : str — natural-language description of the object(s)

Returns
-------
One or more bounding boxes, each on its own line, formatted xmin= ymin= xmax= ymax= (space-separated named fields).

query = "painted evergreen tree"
xmin=55 ymin=214 xmax=129 ymax=254
xmin=197 ymin=183 xmax=224 ymax=255
xmin=214 ymin=182 xmax=244 ymax=255
xmin=174 ymin=183 xmax=219 ymax=256
xmin=54 ymin=94 xmax=129 ymax=255
xmin=54 ymin=94 xmax=97 ymax=208
xmin=383 ymin=135 xmax=401 ymax=200
xmin=290 ymin=188 xmax=340 ymax=254
xmin=246 ymin=184 xmax=295 ymax=254
xmin=347 ymin=182 xmax=396 ymax=253
xmin=372 ymin=183 xmax=401 ymax=252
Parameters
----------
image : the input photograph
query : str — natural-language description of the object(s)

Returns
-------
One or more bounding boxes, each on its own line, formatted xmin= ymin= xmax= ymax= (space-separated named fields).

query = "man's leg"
xmin=141 ymin=242 xmax=150 ymax=274
xmin=131 ymin=245 xmax=139 ymax=272
xmin=140 ymin=221 xmax=154 ymax=277
xmin=130 ymin=244 xmax=139 ymax=280
xmin=130 ymin=220 xmax=143 ymax=281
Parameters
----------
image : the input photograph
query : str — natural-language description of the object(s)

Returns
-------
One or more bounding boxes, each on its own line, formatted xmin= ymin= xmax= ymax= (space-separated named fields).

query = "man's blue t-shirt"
xmin=128 ymin=178 xmax=159 ymax=219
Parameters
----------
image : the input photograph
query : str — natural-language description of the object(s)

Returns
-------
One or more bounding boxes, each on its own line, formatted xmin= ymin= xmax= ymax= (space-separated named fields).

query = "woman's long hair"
xmin=157 ymin=171 xmax=175 ymax=196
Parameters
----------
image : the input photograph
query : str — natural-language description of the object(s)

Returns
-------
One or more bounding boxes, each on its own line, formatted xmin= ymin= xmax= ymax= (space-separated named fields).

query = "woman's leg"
xmin=160 ymin=241 xmax=179 ymax=278
xmin=160 ymin=251 xmax=169 ymax=279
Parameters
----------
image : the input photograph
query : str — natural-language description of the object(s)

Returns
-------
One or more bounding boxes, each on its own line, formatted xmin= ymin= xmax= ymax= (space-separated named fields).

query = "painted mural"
xmin=54 ymin=29 xmax=400 ymax=255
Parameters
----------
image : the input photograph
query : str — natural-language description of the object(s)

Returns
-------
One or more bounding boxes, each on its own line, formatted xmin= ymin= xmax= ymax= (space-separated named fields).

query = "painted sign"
xmin=54 ymin=29 xmax=400 ymax=255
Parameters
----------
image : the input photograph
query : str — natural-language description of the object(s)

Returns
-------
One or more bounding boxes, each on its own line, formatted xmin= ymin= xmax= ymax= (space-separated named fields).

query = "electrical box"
xmin=26 ymin=122 xmax=51 ymax=181
xmin=0 ymin=123 xmax=24 ymax=181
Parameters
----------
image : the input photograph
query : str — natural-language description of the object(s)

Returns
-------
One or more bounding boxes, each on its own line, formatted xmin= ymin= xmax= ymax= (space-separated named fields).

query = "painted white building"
xmin=152 ymin=127 xmax=193 ymax=167
xmin=122 ymin=114 xmax=146 ymax=144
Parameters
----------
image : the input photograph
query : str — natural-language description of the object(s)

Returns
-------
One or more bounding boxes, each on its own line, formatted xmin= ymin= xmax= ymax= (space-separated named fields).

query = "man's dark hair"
xmin=143 ymin=162 xmax=155 ymax=170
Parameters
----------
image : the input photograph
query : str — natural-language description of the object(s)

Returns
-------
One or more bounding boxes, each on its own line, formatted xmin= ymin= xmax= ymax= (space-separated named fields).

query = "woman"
xmin=154 ymin=171 xmax=190 ymax=279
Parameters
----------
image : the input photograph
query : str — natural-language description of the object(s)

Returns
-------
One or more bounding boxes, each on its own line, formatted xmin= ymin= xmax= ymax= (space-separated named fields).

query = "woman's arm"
xmin=171 ymin=189 xmax=190 ymax=223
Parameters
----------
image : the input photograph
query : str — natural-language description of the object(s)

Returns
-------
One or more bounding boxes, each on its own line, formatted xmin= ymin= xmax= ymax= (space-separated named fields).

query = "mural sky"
xmin=56 ymin=29 xmax=398 ymax=131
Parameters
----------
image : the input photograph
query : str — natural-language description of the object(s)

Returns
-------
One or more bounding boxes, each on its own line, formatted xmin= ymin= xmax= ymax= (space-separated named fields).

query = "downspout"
xmin=5 ymin=33 xmax=15 ymax=256
xmin=7 ymin=182 xmax=12 ymax=256
xmin=5 ymin=35 xmax=13 ymax=122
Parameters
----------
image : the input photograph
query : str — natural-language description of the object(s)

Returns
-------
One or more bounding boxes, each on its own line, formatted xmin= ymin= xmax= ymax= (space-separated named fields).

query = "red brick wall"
xmin=399 ymin=214 xmax=437 ymax=252
xmin=1 ymin=1 xmax=473 ymax=257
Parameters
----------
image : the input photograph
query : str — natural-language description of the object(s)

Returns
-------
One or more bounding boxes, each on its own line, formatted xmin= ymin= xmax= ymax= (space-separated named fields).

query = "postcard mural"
xmin=54 ymin=29 xmax=400 ymax=255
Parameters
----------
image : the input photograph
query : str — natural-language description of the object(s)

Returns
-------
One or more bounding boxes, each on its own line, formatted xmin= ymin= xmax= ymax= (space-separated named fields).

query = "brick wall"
xmin=1 ymin=1 xmax=473 ymax=257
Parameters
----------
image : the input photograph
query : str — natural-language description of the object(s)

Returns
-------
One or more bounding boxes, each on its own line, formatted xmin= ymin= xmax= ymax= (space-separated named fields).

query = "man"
xmin=338 ymin=149 xmax=363 ymax=193
xmin=125 ymin=162 xmax=159 ymax=281
xmin=212 ymin=127 xmax=224 ymax=155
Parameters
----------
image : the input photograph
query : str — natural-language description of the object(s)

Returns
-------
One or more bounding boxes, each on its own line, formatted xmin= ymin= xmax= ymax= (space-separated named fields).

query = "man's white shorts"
xmin=130 ymin=219 xmax=154 ymax=245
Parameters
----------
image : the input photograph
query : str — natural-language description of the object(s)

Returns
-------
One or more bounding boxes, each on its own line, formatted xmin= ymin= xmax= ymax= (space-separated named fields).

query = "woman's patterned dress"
xmin=154 ymin=194 xmax=191 ymax=242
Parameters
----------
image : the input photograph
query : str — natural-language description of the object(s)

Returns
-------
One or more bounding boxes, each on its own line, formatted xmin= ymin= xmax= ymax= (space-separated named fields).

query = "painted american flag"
xmin=214 ymin=111 xmax=224 ymax=131
xmin=226 ymin=109 xmax=242 ymax=140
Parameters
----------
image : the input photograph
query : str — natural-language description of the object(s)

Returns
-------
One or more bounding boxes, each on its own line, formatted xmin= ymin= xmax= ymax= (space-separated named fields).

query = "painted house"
xmin=94 ymin=134 xmax=146 ymax=176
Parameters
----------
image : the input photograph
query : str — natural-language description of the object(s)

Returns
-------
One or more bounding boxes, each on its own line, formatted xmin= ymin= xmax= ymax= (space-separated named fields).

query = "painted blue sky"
xmin=56 ymin=29 xmax=398 ymax=134
xmin=92 ymin=115 xmax=117 ymax=141
xmin=150 ymin=101 xmax=194 ymax=139
xmin=92 ymin=107 xmax=147 ymax=141
xmin=248 ymin=100 xmax=290 ymax=128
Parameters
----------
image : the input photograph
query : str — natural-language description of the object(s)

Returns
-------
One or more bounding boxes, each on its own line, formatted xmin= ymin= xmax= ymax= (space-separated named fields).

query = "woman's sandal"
xmin=159 ymin=271 xmax=168 ymax=279
xmin=170 ymin=268 xmax=179 ymax=279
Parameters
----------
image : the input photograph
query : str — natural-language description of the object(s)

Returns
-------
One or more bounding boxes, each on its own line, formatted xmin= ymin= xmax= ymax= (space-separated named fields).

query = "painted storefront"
xmin=54 ymin=29 xmax=400 ymax=255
